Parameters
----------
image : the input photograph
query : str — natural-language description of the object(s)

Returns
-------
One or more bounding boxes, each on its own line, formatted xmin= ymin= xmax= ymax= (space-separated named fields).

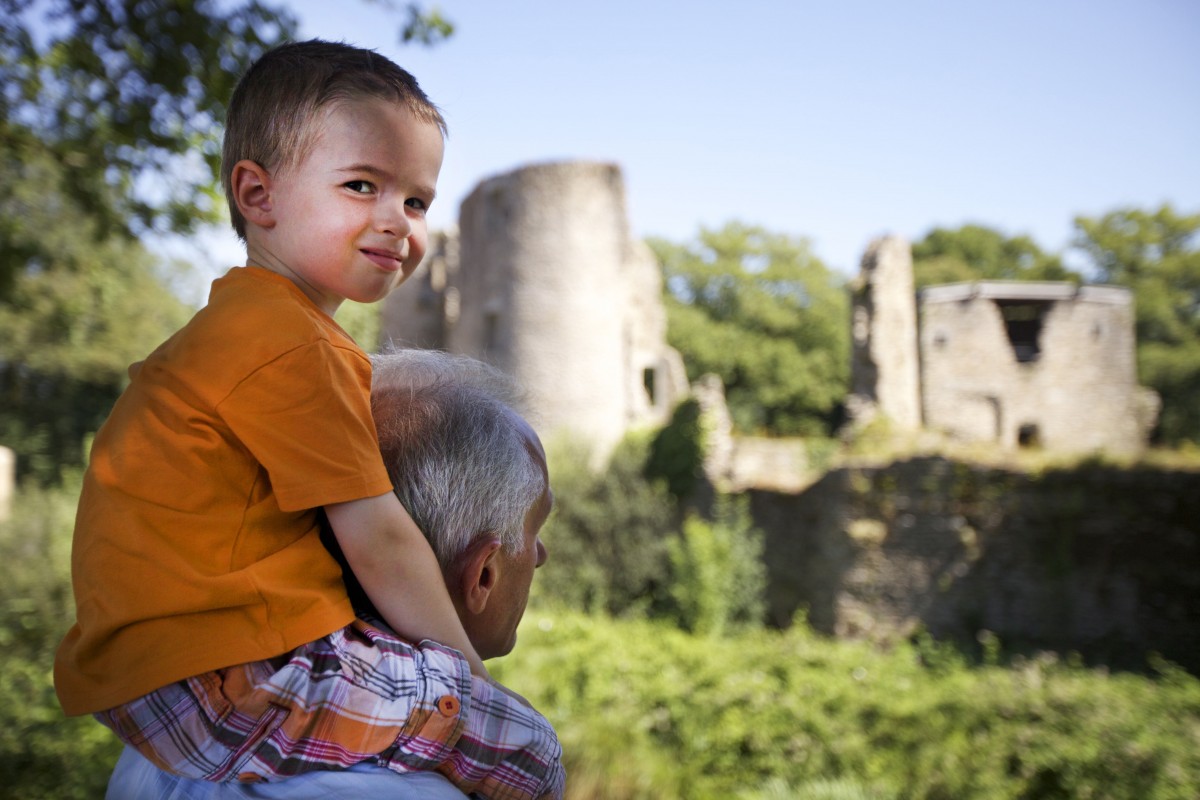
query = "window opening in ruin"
xmin=642 ymin=367 xmax=657 ymax=407
xmin=1017 ymin=423 xmax=1041 ymax=448
xmin=994 ymin=300 xmax=1052 ymax=363
xmin=484 ymin=312 xmax=500 ymax=353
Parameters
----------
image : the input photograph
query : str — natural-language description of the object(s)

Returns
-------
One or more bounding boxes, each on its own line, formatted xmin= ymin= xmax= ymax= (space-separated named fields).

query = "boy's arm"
xmin=325 ymin=492 xmax=489 ymax=677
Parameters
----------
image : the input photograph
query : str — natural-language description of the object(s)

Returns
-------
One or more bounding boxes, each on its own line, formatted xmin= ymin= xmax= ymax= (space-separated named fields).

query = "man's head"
xmin=333 ymin=349 xmax=551 ymax=659
xmin=222 ymin=39 xmax=446 ymax=241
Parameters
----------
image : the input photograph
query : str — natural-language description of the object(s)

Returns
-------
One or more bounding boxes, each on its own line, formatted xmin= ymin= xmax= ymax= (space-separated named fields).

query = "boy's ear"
xmin=230 ymin=159 xmax=276 ymax=229
xmin=457 ymin=537 xmax=503 ymax=616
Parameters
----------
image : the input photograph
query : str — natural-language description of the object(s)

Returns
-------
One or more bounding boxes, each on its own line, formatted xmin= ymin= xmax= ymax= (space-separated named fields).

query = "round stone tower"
xmin=447 ymin=160 xmax=678 ymax=455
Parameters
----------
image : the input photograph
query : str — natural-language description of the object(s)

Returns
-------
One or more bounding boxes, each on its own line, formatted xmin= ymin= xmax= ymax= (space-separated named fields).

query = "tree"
xmin=650 ymin=222 xmax=849 ymax=436
xmin=0 ymin=143 xmax=192 ymax=482
xmin=911 ymin=223 xmax=1077 ymax=289
xmin=1072 ymin=205 xmax=1200 ymax=445
xmin=0 ymin=0 xmax=299 ymax=247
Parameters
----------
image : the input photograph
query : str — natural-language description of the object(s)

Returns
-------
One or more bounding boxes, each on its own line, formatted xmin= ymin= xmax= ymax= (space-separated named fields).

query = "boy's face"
xmin=246 ymin=97 xmax=445 ymax=315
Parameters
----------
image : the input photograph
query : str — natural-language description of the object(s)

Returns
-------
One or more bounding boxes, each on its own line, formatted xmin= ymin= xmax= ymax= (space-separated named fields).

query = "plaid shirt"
xmin=96 ymin=619 xmax=564 ymax=800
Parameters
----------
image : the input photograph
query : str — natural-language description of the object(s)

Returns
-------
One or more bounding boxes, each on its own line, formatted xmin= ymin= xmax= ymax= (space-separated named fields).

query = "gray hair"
xmin=369 ymin=350 xmax=545 ymax=567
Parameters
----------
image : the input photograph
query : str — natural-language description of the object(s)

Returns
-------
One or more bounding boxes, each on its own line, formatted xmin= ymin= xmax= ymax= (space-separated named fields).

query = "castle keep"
xmin=382 ymin=161 xmax=687 ymax=455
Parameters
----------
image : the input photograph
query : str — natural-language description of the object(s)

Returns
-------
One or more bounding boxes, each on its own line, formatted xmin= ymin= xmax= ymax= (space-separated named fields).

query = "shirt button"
xmin=437 ymin=694 xmax=461 ymax=717
xmin=236 ymin=773 xmax=262 ymax=783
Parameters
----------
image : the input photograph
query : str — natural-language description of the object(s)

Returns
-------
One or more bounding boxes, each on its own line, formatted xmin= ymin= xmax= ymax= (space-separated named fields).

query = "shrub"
xmin=666 ymin=494 xmax=766 ymax=635
xmin=534 ymin=433 xmax=678 ymax=617
xmin=493 ymin=607 xmax=1200 ymax=800
xmin=0 ymin=478 xmax=122 ymax=799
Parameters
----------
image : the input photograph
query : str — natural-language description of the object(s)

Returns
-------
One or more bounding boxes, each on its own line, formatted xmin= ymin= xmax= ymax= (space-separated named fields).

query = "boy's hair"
xmin=221 ymin=39 xmax=447 ymax=240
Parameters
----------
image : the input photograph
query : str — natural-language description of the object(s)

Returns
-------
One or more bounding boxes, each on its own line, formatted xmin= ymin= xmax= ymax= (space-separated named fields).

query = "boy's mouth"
xmin=360 ymin=248 xmax=405 ymax=272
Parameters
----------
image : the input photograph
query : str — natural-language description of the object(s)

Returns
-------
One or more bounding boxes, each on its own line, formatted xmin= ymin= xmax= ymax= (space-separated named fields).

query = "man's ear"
xmin=230 ymin=159 xmax=276 ymax=229
xmin=457 ymin=537 xmax=504 ymax=616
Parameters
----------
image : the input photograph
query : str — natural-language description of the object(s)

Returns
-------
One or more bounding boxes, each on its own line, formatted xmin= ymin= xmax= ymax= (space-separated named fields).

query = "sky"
xmin=194 ymin=0 xmax=1200 ymax=279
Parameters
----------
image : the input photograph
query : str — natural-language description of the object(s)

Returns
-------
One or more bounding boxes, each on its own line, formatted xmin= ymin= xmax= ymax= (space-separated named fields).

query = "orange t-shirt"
xmin=54 ymin=267 xmax=394 ymax=716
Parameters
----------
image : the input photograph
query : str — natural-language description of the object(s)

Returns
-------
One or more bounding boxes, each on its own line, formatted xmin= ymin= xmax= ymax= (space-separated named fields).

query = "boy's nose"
xmin=375 ymin=198 xmax=412 ymax=237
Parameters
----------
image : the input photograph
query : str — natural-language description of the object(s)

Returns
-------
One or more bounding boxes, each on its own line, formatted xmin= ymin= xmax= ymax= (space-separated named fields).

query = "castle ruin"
xmin=850 ymin=235 xmax=1159 ymax=454
xmin=382 ymin=161 xmax=688 ymax=456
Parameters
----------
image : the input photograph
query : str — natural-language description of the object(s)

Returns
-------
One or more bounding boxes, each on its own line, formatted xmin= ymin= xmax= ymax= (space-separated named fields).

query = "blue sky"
xmin=199 ymin=0 xmax=1199 ymax=277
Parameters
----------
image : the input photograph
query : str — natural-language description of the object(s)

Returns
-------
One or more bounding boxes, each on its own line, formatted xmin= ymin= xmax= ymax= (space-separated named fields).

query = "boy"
xmin=55 ymin=40 xmax=561 ymax=798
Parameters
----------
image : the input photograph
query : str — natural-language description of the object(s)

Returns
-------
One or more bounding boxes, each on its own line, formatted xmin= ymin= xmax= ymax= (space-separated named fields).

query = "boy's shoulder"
xmin=204 ymin=266 xmax=356 ymax=350
xmin=145 ymin=267 xmax=364 ymax=390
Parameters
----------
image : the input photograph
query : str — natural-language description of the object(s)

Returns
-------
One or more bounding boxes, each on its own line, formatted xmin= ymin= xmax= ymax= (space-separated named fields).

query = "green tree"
xmin=650 ymin=222 xmax=850 ymax=436
xmin=534 ymin=434 xmax=678 ymax=617
xmin=1072 ymin=205 xmax=1200 ymax=444
xmin=0 ymin=0 xmax=299 ymax=248
xmin=0 ymin=145 xmax=192 ymax=482
xmin=911 ymin=223 xmax=1077 ymax=289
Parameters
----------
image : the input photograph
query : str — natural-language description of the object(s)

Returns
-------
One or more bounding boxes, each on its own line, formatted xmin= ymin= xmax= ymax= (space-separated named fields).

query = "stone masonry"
xmin=847 ymin=236 xmax=922 ymax=431
xmin=382 ymin=161 xmax=687 ymax=457
xmin=920 ymin=282 xmax=1159 ymax=453
xmin=849 ymin=236 xmax=1158 ymax=455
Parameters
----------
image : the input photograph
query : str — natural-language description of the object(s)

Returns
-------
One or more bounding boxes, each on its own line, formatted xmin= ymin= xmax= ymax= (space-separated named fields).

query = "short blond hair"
xmin=220 ymin=39 xmax=446 ymax=240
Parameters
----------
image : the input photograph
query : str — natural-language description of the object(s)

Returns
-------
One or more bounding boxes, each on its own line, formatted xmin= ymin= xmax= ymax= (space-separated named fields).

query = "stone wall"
xmin=750 ymin=457 xmax=1200 ymax=672
xmin=919 ymin=282 xmax=1157 ymax=454
xmin=847 ymin=235 xmax=922 ymax=430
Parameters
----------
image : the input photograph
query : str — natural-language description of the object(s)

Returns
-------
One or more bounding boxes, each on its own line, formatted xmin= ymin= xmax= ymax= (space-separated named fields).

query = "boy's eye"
xmin=405 ymin=197 xmax=429 ymax=213
xmin=344 ymin=180 xmax=374 ymax=194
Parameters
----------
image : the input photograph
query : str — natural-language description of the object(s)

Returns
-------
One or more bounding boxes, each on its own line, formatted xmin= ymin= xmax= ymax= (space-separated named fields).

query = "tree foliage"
xmin=0 ymin=141 xmax=192 ymax=482
xmin=533 ymin=434 xmax=679 ymax=617
xmin=1072 ymin=205 xmax=1200 ymax=444
xmin=911 ymin=223 xmax=1077 ymax=289
xmin=0 ymin=0 xmax=298 ymax=245
xmin=651 ymin=223 xmax=850 ymax=436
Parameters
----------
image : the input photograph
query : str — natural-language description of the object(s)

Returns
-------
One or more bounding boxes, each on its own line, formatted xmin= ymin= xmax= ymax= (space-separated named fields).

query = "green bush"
xmin=0 ymin=477 xmax=122 ymax=799
xmin=534 ymin=434 xmax=679 ymax=617
xmin=645 ymin=397 xmax=706 ymax=501
xmin=8 ymin=469 xmax=1199 ymax=800
xmin=667 ymin=494 xmax=766 ymax=635
xmin=494 ymin=607 xmax=1200 ymax=800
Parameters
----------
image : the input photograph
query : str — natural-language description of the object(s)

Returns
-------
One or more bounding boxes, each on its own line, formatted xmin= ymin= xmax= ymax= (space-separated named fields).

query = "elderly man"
xmin=105 ymin=350 xmax=563 ymax=799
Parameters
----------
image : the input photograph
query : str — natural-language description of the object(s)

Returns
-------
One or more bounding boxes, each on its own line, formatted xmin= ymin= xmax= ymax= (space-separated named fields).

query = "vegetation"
xmin=910 ymin=223 xmax=1075 ymax=289
xmin=6 ymin=479 xmax=1197 ymax=799
xmin=494 ymin=608 xmax=1200 ymax=800
xmin=649 ymin=222 xmax=850 ymax=437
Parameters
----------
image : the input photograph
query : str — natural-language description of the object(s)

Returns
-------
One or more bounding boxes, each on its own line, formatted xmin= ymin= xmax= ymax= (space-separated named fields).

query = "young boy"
xmin=54 ymin=40 xmax=562 ymax=798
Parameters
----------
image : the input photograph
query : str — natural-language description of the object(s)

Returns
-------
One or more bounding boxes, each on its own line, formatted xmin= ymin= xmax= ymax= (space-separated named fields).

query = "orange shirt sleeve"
xmin=218 ymin=340 xmax=393 ymax=512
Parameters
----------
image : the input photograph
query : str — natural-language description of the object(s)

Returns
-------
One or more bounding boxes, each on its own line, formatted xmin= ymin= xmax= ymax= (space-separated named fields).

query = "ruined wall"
xmin=381 ymin=230 xmax=457 ymax=350
xmin=382 ymin=160 xmax=686 ymax=455
xmin=749 ymin=458 xmax=1200 ymax=672
xmin=848 ymin=236 xmax=922 ymax=430
xmin=919 ymin=282 xmax=1157 ymax=454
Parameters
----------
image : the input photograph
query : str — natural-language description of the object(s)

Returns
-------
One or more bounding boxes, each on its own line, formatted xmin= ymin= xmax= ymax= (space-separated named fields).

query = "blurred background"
xmin=1 ymin=1 xmax=1198 ymax=797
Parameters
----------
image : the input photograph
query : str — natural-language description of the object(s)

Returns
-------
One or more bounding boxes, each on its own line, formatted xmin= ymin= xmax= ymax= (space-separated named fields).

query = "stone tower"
xmin=382 ymin=160 xmax=687 ymax=457
xmin=847 ymin=235 xmax=922 ymax=430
